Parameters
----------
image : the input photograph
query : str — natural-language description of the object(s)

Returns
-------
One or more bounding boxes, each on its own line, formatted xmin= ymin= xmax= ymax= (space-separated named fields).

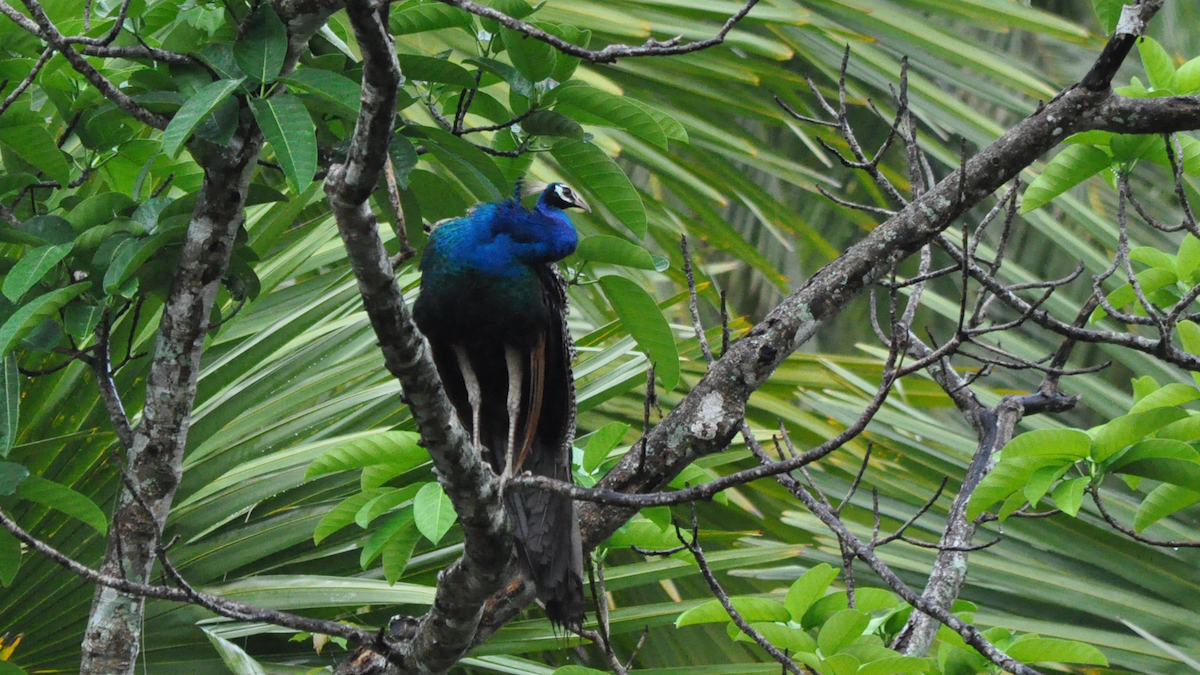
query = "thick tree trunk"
xmin=79 ymin=126 xmax=263 ymax=675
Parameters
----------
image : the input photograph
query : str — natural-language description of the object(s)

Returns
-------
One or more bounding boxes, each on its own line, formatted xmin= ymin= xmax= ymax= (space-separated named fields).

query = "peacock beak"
xmin=574 ymin=195 xmax=592 ymax=213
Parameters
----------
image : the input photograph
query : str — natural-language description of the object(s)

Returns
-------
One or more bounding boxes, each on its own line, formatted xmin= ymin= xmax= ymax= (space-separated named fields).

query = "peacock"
xmin=412 ymin=180 xmax=589 ymax=628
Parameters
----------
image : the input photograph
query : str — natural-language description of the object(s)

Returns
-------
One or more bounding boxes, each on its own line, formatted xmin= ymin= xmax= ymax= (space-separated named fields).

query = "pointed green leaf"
xmin=552 ymin=139 xmax=646 ymax=237
xmin=1134 ymin=484 xmax=1200 ymax=531
xmin=1137 ymin=36 xmax=1175 ymax=90
xmin=675 ymin=597 xmax=789 ymax=627
xmin=356 ymin=483 xmax=422 ymax=528
xmin=522 ymin=110 xmax=584 ymax=139
xmin=1050 ymin=477 xmax=1088 ymax=517
xmin=413 ymin=482 xmax=456 ymax=544
xmin=0 ymin=355 xmax=16 ymax=458
xmin=816 ymin=609 xmax=870 ymax=655
xmin=306 ymin=431 xmax=425 ymax=478
xmin=280 ymin=69 xmax=362 ymax=118
xmin=1091 ymin=407 xmax=1189 ymax=461
xmin=161 ymin=78 xmax=246 ymax=158
xmin=0 ymin=124 xmax=71 ymax=186
xmin=0 ymin=283 xmax=89 ymax=358
xmin=390 ymin=3 xmax=473 ymax=34
xmin=0 ymin=462 xmax=28 ymax=495
xmin=785 ymin=563 xmax=838 ymax=622
xmin=1021 ymin=144 xmax=1112 ymax=214
xmin=250 ymin=94 xmax=317 ymax=193
xmin=361 ymin=507 xmax=415 ymax=568
xmin=1091 ymin=0 xmax=1123 ymax=33
xmin=501 ymin=27 xmax=556 ymax=83
xmin=1128 ymin=382 xmax=1200 ymax=414
xmin=18 ymin=475 xmax=107 ymax=534
xmin=3 ymin=243 xmax=72 ymax=303
xmin=582 ymin=421 xmax=629 ymax=473
xmin=600 ymin=276 xmax=679 ymax=390
xmin=1118 ymin=457 xmax=1200 ymax=491
xmin=204 ymin=628 xmax=268 ymax=675
xmin=1005 ymin=637 xmax=1107 ymax=665
xmin=552 ymin=82 xmax=669 ymax=150
xmin=396 ymin=55 xmax=477 ymax=87
xmin=1002 ymin=429 xmax=1091 ymax=459
xmin=381 ymin=516 xmax=421 ymax=584
xmin=314 ymin=488 xmax=390 ymax=544
xmin=576 ymin=235 xmax=663 ymax=271
xmin=233 ymin=5 xmax=287 ymax=84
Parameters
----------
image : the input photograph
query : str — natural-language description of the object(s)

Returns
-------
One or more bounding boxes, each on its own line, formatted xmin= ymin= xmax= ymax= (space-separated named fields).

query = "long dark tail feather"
xmin=505 ymin=443 xmax=585 ymax=629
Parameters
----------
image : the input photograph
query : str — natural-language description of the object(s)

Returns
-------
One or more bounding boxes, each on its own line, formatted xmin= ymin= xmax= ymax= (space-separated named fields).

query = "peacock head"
xmin=522 ymin=180 xmax=592 ymax=213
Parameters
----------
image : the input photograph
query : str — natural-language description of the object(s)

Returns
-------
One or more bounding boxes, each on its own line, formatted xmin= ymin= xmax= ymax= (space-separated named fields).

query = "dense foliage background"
xmin=1 ymin=0 xmax=1199 ymax=673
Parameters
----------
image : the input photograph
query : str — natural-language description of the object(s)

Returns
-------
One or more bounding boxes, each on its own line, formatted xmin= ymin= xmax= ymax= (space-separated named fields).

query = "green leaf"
xmin=0 ymin=527 xmax=19 ymax=587
xmin=390 ymin=2 xmax=472 ymax=34
xmin=576 ymin=235 xmax=664 ymax=271
xmin=410 ymin=127 xmax=507 ymax=202
xmin=0 ymin=124 xmax=71 ymax=186
xmin=396 ymin=55 xmax=477 ymax=87
xmin=161 ymin=78 xmax=246 ymax=158
xmin=103 ymin=226 xmax=188 ymax=294
xmin=968 ymin=457 xmax=1070 ymax=519
xmin=1130 ymin=245 xmax=1177 ymax=274
xmin=1006 ymin=637 xmax=1108 ymax=665
xmin=501 ymin=27 xmax=556 ymax=82
xmin=1137 ymin=37 xmax=1175 ymax=90
xmin=1128 ymin=382 xmax=1200 ymax=414
xmin=1118 ymin=457 xmax=1200 ymax=491
xmin=599 ymin=276 xmax=679 ymax=390
xmin=1108 ymin=438 xmax=1198 ymax=472
xmin=1096 ymin=267 xmax=1178 ymax=321
xmin=816 ymin=609 xmax=870 ymax=655
xmin=63 ymin=303 xmax=104 ymax=340
xmin=1174 ymin=55 xmax=1200 ymax=95
xmin=361 ymin=507 xmax=415 ymax=567
xmin=858 ymin=656 xmax=929 ymax=675
xmin=1024 ymin=464 xmax=1069 ymax=507
xmin=280 ymin=69 xmax=362 ymax=118
xmin=1155 ymin=413 xmax=1200 ymax=441
xmin=522 ymin=110 xmax=584 ymax=139
xmin=314 ymin=488 xmax=390 ymax=544
xmin=0 ymin=283 xmax=89 ymax=358
xmin=381 ymin=516 xmax=421 ymax=584
xmin=546 ymin=24 xmax=591 ymax=82
xmin=356 ymin=483 xmax=422 ymax=528
xmin=1135 ymin=484 xmax=1200 ymax=531
xmin=785 ymin=563 xmax=838 ymax=622
xmin=582 ymin=421 xmax=629 ymax=473
xmin=204 ymin=628 xmax=268 ymax=675
xmin=233 ymin=5 xmax=287 ymax=84
xmin=1179 ymin=321 xmax=1200 ymax=388
xmin=551 ymin=82 xmax=669 ymax=150
xmin=1091 ymin=0 xmax=1124 ymax=34
xmin=250 ymin=94 xmax=317 ymax=193
xmin=0 ymin=355 xmax=16 ymax=458
xmin=306 ymin=431 xmax=425 ymax=478
xmin=551 ymin=139 xmax=647 ymax=238
xmin=18 ymin=475 xmax=108 ymax=534
xmin=1090 ymin=407 xmax=1189 ymax=461
xmin=1050 ymin=477 xmax=1088 ymax=517
xmin=413 ymin=482 xmax=456 ymax=544
xmin=1021 ymin=144 xmax=1112 ymax=214
xmin=0 ymin=462 xmax=28 ymax=495
xmin=2 ymin=243 xmax=72 ymax=302
xmin=731 ymin=622 xmax=817 ymax=653
xmin=551 ymin=668 xmax=609 ymax=675
xmin=1002 ymin=428 xmax=1091 ymax=459
xmin=675 ymin=597 xmax=789 ymax=627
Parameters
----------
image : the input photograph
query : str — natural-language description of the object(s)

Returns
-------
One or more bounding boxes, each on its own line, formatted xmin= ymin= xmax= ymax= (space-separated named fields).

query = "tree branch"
xmin=324 ymin=3 xmax=514 ymax=673
xmin=433 ymin=0 xmax=760 ymax=64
